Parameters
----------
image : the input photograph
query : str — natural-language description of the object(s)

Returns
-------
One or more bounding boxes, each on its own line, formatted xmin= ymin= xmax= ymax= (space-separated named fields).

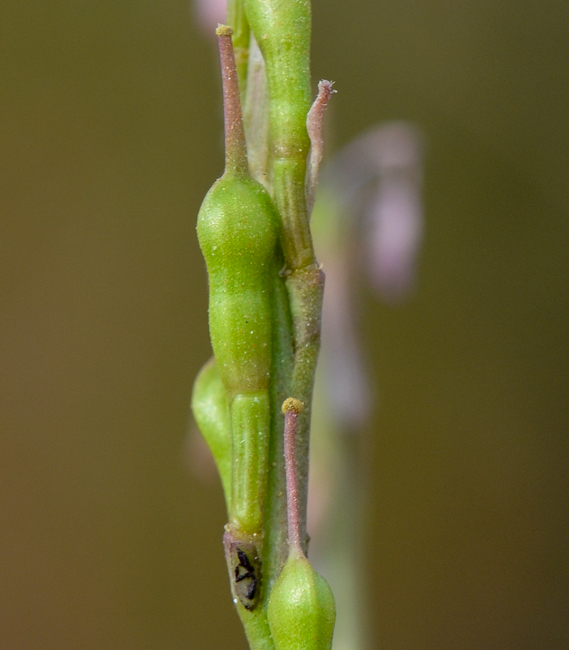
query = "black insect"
xmin=233 ymin=546 xmax=260 ymax=610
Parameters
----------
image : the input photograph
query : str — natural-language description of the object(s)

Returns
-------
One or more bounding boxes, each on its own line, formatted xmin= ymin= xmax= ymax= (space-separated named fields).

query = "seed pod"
xmin=267 ymin=551 xmax=336 ymax=650
xmin=197 ymin=26 xmax=279 ymax=534
xmin=267 ymin=400 xmax=336 ymax=650
xmin=244 ymin=0 xmax=311 ymax=150
xmin=190 ymin=357 xmax=231 ymax=508
xmin=244 ymin=0 xmax=314 ymax=270
xmin=197 ymin=176 xmax=278 ymax=399
xmin=197 ymin=26 xmax=279 ymax=400
xmin=197 ymin=159 xmax=278 ymax=534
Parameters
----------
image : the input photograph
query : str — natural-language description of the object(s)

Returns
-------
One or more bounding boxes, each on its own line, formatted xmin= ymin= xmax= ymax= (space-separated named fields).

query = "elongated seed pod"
xmin=197 ymin=26 xmax=279 ymax=534
xmin=244 ymin=0 xmax=314 ymax=270
xmin=191 ymin=357 xmax=232 ymax=508
xmin=198 ymin=177 xmax=277 ymax=398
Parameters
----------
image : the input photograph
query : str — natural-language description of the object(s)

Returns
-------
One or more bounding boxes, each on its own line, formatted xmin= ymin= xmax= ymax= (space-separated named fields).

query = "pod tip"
xmin=216 ymin=24 xmax=234 ymax=37
xmin=282 ymin=397 xmax=304 ymax=414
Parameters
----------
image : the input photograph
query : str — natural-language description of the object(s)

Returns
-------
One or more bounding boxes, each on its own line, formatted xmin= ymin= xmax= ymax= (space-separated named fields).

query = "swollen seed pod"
xmin=268 ymin=400 xmax=336 ymax=649
xmin=197 ymin=25 xmax=279 ymax=399
xmin=197 ymin=26 xmax=279 ymax=534
xmin=190 ymin=357 xmax=231 ymax=508
xmin=267 ymin=551 xmax=336 ymax=650
xmin=197 ymin=176 xmax=278 ymax=399
xmin=197 ymin=167 xmax=278 ymax=534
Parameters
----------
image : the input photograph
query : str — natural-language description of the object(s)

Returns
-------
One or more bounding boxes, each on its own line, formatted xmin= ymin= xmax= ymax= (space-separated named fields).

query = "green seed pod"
xmin=267 ymin=551 xmax=336 ymax=650
xmin=197 ymin=175 xmax=278 ymax=533
xmin=244 ymin=0 xmax=311 ymax=150
xmin=197 ymin=27 xmax=279 ymax=534
xmin=244 ymin=0 xmax=315 ymax=270
xmin=197 ymin=175 xmax=278 ymax=399
xmin=190 ymin=357 xmax=231 ymax=508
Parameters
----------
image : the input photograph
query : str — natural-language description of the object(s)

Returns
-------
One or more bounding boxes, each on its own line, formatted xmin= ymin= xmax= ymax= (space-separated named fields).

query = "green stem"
xmin=286 ymin=266 xmax=325 ymax=550
xmin=244 ymin=0 xmax=314 ymax=271
xmin=245 ymin=0 xmax=324 ymax=557
xmin=264 ymin=259 xmax=295 ymax=592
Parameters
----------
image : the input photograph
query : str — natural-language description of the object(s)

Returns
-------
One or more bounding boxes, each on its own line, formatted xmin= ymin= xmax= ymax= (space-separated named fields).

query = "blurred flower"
xmin=325 ymin=122 xmax=424 ymax=301
xmin=194 ymin=0 xmax=227 ymax=36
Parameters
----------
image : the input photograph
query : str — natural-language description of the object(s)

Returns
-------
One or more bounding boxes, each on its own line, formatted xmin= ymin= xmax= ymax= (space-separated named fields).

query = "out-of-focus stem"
xmin=243 ymin=35 xmax=270 ymax=187
xmin=226 ymin=0 xmax=250 ymax=93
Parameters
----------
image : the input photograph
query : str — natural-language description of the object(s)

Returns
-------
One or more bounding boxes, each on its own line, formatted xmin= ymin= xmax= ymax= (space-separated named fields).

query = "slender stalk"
xmin=282 ymin=398 xmax=305 ymax=554
xmin=216 ymin=25 xmax=248 ymax=177
xmin=199 ymin=7 xmax=336 ymax=650
xmin=285 ymin=266 xmax=324 ymax=554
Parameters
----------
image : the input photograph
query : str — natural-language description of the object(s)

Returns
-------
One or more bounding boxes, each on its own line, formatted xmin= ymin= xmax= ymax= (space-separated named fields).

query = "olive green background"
xmin=1 ymin=1 xmax=567 ymax=648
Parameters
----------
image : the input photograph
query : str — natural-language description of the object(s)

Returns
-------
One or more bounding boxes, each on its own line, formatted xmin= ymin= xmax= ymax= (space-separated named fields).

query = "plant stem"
xmin=264 ymin=260 xmax=294 ymax=591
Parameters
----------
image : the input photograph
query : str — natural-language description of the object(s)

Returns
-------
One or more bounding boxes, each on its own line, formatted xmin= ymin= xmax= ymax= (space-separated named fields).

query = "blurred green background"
xmin=1 ymin=0 xmax=568 ymax=648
